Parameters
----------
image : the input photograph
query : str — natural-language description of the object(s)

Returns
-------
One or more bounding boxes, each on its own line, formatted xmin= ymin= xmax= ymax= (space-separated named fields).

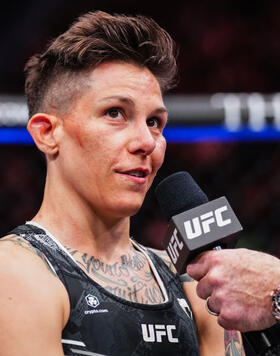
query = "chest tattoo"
xmin=65 ymin=246 xmax=165 ymax=304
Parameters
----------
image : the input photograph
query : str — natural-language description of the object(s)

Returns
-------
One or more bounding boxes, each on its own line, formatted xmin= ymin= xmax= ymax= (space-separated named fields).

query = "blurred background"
xmin=1 ymin=0 xmax=280 ymax=257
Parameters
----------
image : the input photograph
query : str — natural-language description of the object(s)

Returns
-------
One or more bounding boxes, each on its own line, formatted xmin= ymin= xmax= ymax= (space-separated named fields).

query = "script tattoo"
xmin=65 ymin=246 xmax=165 ymax=304
xmin=224 ymin=330 xmax=245 ymax=356
xmin=105 ymin=272 xmax=164 ymax=304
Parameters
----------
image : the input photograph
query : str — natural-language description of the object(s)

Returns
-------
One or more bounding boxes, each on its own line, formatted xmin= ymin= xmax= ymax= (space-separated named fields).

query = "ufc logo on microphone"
xmin=166 ymin=229 xmax=183 ymax=264
xmin=141 ymin=324 xmax=179 ymax=343
xmin=184 ymin=206 xmax=231 ymax=240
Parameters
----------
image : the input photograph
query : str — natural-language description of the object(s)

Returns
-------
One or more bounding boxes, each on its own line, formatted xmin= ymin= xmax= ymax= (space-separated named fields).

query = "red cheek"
xmin=65 ymin=120 xmax=85 ymax=148
xmin=76 ymin=131 xmax=84 ymax=148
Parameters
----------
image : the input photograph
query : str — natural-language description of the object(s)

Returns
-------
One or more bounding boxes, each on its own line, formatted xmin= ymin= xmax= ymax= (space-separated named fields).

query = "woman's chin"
xmin=110 ymin=200 xmax=143 ymax=219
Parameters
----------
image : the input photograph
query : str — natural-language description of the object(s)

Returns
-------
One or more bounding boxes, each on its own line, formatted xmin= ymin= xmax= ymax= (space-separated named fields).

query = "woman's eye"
xmin=106 ymin=108 xmax=123 ymax=120
xmin=147 ymin=117 xmax=161 ymax=128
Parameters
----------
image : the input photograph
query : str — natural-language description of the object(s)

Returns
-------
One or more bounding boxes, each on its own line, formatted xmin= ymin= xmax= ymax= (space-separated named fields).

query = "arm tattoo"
xmin=224 ymin=330 xmax=245 ymax=356
xmin=0 ymin=235 xmax=58 ymax=278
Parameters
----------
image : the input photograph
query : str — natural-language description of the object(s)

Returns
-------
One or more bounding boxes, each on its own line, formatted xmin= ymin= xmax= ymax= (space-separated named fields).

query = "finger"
xmin=186 ymin=250 xmax=213 ymax=280
xmin=217 ymin=312 xmax=240 ymax=331
xmin=195 ymin=271 xmax=222 ymax=300
xmin=217 ymin=304 xmax=246 ymax=332
xmin=206 ymin=296 xmax=220 ymax=316
xmin=195 ymin=276 xmax=212 ymax=299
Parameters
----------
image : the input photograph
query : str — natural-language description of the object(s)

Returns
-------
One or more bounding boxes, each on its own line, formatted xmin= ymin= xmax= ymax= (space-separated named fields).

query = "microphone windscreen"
xmin=155 ymin=171 xmax=208 ymax=221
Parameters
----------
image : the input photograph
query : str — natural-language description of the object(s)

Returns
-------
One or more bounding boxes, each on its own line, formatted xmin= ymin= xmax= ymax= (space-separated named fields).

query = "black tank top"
xmin=10 ymin=223 xmax=200 ymax=356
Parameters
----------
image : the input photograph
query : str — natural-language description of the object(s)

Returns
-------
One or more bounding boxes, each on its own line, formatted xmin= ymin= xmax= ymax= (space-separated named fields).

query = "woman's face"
xmin=57 ymin=61 xmax=168 ymax=219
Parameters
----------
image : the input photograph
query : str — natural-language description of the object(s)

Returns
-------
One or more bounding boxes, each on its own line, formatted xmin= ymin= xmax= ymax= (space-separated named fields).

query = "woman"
xmin=0 ymin=11 xmax=244 ymax=355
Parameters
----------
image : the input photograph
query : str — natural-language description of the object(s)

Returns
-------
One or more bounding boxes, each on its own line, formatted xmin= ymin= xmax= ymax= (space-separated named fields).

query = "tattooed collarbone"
xmin=65 ymin=245 xmax=147 ymax=278
xmin=65 ymin=245 xmax=165 ymax=305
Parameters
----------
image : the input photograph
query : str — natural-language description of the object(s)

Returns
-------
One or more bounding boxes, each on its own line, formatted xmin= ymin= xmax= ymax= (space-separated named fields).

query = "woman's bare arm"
xmin=0 ymin=235 xmax=70 ymax=356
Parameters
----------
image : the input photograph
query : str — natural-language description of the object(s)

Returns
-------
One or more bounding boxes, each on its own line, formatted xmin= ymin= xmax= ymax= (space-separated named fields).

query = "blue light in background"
xmin=0 ymin=128 xmax=34 ymax=144
xmin=163 ymin=125 xmax=280 ymax=142
xmin=1 ymin=125 xmax=280 ymax=144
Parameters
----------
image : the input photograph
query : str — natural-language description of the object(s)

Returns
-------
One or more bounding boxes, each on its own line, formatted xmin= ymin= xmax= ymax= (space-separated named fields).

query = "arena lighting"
xmin=0 ymin=127 xmax=33 ymax=144
xmin=164 ymin=125 xmax=280 ymax=142
xmin=1 ymin=93 xmax=280 ymax=143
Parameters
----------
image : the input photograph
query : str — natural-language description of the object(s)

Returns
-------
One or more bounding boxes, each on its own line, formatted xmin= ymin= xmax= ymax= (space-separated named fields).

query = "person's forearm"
xmin=224 ymin=330 xmax=245 ymax=356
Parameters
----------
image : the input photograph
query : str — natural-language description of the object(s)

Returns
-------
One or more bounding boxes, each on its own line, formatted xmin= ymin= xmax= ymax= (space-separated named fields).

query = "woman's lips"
xmin=117 ymin=168 xmax=150 ymax=183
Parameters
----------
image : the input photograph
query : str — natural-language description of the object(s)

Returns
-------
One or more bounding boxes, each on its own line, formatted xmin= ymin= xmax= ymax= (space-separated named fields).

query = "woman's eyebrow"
xmin=100 ymin=95 xmax=168 ymax=115
xmin=98 ymin=95 xmax=135 ymax=107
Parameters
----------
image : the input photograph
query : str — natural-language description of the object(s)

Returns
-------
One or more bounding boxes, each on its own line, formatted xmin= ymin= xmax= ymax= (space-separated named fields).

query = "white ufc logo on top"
xmin=141 ymin=324 xmax=179 ymax=343
xmin=184 ymin=205 xmax=231 ymax=240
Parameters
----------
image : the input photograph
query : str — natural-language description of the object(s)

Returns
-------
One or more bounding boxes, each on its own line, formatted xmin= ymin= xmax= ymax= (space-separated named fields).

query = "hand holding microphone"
xmin=155 ymin=171 xmax=280 ymax=335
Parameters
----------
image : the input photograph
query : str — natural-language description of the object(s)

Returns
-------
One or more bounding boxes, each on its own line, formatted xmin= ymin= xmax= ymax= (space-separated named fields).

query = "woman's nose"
xmin=127 ymin=121 xmax=156 ymax=156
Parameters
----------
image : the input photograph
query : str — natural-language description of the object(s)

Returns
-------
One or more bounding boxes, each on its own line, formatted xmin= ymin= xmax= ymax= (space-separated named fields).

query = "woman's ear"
xmin=27 ymin=113 xmax=60 ymax=156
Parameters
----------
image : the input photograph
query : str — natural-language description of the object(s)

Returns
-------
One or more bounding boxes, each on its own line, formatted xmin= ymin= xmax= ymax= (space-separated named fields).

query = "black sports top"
xmin=10 ymin=223 xmax=200 ymax=356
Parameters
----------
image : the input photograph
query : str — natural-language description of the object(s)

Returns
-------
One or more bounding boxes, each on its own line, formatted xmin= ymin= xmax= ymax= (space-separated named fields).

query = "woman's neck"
xmin=31 ymin=175 xmax=132 ymax=262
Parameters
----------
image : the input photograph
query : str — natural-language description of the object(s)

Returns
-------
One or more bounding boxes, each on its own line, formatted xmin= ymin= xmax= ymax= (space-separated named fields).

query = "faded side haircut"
xmin=24 ymin=10 xmax=178 ymax=117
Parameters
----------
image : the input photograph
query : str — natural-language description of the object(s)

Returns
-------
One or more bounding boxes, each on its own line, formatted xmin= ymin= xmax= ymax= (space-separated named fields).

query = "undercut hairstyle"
xmin=24 ymin=10 xmax=178 ymax=117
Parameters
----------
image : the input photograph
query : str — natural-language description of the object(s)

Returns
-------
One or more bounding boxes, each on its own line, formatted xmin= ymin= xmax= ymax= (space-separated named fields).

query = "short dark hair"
xmin=24 ymin=10 xmax=178 ymax=117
